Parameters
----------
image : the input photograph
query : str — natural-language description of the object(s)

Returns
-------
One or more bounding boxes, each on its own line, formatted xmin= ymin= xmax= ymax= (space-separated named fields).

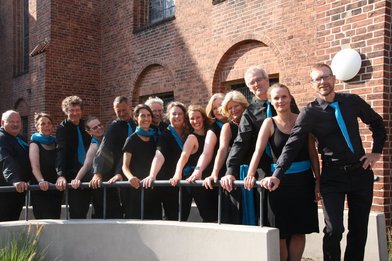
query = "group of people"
xmin=0 ymin=63 xmax=386 ymax=261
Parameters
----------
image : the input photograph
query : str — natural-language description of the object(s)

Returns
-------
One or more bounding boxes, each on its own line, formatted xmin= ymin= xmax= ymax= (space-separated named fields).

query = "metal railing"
xmin=0 ymin=181 xmax=264 ymax=227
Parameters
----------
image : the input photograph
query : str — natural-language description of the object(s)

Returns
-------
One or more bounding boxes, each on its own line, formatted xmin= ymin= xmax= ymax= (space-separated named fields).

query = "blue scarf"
xmin=135 ymin=127 xmax=155 ymax=137
xmin=31 ymin=132 xmax=56 ymax=145
xmin=215 ymin=119 xmax=224 ymax=129
xmin=168 ymin=125 xmax=184 ymax=150
xmin=77 ymin=126 xmax=86 ymax=165
xmin=16 ymin=136 xmax=29 ymax=150
xmin=239 ymin=164 xmax=256 ymax=225
xmin=91 ymin=137 xmax=101 ymax=145
xmin=127 ymin=122 xmax=134 ymax=136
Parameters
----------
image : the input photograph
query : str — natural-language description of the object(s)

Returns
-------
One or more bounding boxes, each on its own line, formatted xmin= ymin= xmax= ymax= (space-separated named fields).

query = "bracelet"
xmin=39 ymin=179 xmax=45 ymax=183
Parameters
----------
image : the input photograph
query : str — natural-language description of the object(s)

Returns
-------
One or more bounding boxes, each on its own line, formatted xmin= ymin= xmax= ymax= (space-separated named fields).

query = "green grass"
xmin=0 ymin=224 xmax=53 ymax=261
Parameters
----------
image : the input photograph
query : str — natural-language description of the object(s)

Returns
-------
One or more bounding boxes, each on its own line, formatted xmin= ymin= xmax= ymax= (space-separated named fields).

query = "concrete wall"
xmin=0 ymin=220 xmax=279 ymax=261
xmin=16 ymin=207 xmax=388 ymax=260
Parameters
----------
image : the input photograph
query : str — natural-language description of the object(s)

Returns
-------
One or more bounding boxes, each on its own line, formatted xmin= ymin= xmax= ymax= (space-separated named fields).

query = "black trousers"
xmin=121 ymin=187 xmax=162 ymax=220
xmin=31 ymin=190 xmax=63 ymax=219
xmin=320 ymin=165 xmax=373 ymax=261
xmin=159 ymin=186 xmax=192 ymax=221
xmin=0 ymin=191 xmax=25 ymax=221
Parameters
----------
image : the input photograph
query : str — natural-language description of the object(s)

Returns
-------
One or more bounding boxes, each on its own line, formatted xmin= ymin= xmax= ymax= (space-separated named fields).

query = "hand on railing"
xmin=108 ymin=174 xmax=123 ymax=184
xmin=141 ymin=175 xmax=155 ymax=188
xmin=202 ymin=175 xmax=217 ymax=190
xmin=127 ymin=176 xmax=140 ymax=189
xmin=186 ymin=169 xmax=202 ymax=183
xmin=243 ymin=175 xmax=256 ymax=191
xmin=71 ymin=179 xmax=81 ymax=189
xmin=56 ymin=176 xmax=67 ymax=191
xmin=220 ymin=175 xmax=236 ymax=192
xmin=89 ymin=174 xmax=102 ymax=189
xmin=13 ymin=181 xmax=28 ymax=193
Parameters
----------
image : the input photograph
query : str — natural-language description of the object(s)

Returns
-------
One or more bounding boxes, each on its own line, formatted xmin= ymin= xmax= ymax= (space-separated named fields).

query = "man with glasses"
xmin=266 ymin=63 xmax=386 ymax=260
xmin=145 ymin=96 xmax=167 ymax=134
xmin=221 ymin=65 xmax=298 ymax=224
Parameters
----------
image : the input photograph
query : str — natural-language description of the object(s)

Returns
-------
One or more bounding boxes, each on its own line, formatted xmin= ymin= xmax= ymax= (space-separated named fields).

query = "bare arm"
xmin=204 ymin=123 xmax=231 ymax=189
xmin=171 ymin=135 xmax=197 ymax=186
xmin=122 ymin=152 xmax=140 ymax=188
xmin=244 ymin=118 xmax=274 ymax=190
xmin=141 ymin=150 xmax=165 ymax=188
xmin=72 ymin=143 xmax=98 ymax=189
xmin=187 ymin=130 xmax=217 ymax=182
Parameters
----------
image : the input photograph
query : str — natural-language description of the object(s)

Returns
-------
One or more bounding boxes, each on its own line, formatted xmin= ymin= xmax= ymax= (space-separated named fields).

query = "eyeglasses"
xmin=90 ymin=123 xmax=103 ymax=130
xmin=248 ymin=77 xmax=265 ymax=86
xmin=311 ymin=74 xmax=332 ymax=84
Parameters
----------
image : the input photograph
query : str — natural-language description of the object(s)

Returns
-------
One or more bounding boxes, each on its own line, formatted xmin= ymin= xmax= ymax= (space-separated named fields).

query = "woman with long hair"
xmin=142 ymin=101 xmax=190 ymax=220
xmin=244 ymin=84 xmax=320 ymax=261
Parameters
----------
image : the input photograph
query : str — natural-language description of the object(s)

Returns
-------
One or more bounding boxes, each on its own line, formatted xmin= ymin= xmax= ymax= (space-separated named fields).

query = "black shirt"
xmin=122 ymin=133 xmax=156 ymax=179
xmin=93 ymin=118 xmax=137 ymax=180
xmin=0 ymin=128 xmax=31 ymax=185
xmin=273 ymin=93 xmax=386 ymax=179
xmin=156 ymin=129 xmax=184 ymax=180
xmin=226 ymin=96 xmax=299 ymax=179
xmin=56 ymin=119 xmax=91 ymax=179
xmin=31 ymin=142 xmax=57 ymax=184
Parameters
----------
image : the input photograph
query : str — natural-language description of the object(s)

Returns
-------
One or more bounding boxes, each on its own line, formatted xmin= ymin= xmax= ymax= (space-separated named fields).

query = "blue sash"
xmin=127 ymin=122 xmax=134 ymax=137
xmin=271 ymin=160 xmax=311 ymax=174
xmin=215 ymin=120 xmax=224 ymax=129
xmin=16 ymin=136 xmax=29 ymax=150
xmin=91 ymin=137 xmax=101 ymax=145
xmin=168 ymin=125 xmax=184 ymax=150
xmin=77 ymin=126 xmax=86 ymax=165
xmin=239 ymin=164 xmax=256 ymax=225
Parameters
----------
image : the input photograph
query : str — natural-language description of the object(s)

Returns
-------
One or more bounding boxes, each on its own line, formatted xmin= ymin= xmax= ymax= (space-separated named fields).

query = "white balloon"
xmin=331 ymin=49 xmax=362 ymax=81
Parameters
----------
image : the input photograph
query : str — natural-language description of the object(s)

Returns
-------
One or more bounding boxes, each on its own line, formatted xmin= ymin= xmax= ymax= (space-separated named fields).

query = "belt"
xmin=324 ymin=162 xmax=362 ymax=172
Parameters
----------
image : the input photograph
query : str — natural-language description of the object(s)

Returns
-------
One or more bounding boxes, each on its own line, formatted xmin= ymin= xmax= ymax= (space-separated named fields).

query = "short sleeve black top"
xmin=122 ymin=133 xmax=156 ymax=179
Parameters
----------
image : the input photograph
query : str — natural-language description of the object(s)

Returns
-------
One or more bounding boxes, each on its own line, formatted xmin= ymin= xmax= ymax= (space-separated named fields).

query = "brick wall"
xmin=0 ymin=0 xmax=391 ymax=224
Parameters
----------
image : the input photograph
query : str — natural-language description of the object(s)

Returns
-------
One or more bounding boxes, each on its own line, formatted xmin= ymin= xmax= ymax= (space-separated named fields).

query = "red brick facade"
xmin=0 ymin=0 xmax=391 ymax=224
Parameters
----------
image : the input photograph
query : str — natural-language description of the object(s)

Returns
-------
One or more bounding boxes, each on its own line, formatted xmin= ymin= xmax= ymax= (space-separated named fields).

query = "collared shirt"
xmin=273 ymin=92 xmax=386 ymax=179
xmin=226 ymin=96 xmax=299 ymax=178
xmin=92 ymin=118 xmax=137 ymax=180
xmin=55 ymin=119 xmax=91 ymax=179
xmin=0 ymin=128 xmax=31 ymax=185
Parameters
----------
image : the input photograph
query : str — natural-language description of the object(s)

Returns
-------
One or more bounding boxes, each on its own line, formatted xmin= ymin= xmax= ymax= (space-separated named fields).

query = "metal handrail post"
xmin=259 ymin=187 xmax=263 ymax=227
xmin=24 ymin=188 xmax=30 ymax=221
xmin=65 ymin=186 xmax=69 ymax=220
xmin=103 ymin=187 xmax=107 ymax=219
xmin=218 ymin=185 xmax=222 ymax=224
xmin=178 ymin=187 xmax=182 ymax=222
xmin=141 ymin=186 xmax=145 ymax=220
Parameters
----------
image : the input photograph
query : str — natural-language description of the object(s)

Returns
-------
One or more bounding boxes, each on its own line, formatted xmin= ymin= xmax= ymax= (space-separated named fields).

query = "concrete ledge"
xmin=0 ymin=220 xmax=279 ymax=261
xmin=303 ymin=210 xmax=388 ymax=261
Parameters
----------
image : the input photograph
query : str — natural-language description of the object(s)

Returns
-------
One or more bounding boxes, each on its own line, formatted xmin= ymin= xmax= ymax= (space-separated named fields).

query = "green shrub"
xmin=0 ymin=224 xmax=53 ymax=261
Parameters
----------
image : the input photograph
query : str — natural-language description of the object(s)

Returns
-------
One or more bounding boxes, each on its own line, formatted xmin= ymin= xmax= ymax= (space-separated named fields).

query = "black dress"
xmin=31 ymin=142 xmax=63 ymax=219
xmin=122 ymin=133 xmax=162 ymax=220
xmin=221 ymin=122 xmax=243 ymax=224
xmin=156 ymin=129 xmax=191 ymax=221
xmin=187 ymin=133 xmax=218 ymax=222
xmin=268 ymin=119 xmax=319 ymax=239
